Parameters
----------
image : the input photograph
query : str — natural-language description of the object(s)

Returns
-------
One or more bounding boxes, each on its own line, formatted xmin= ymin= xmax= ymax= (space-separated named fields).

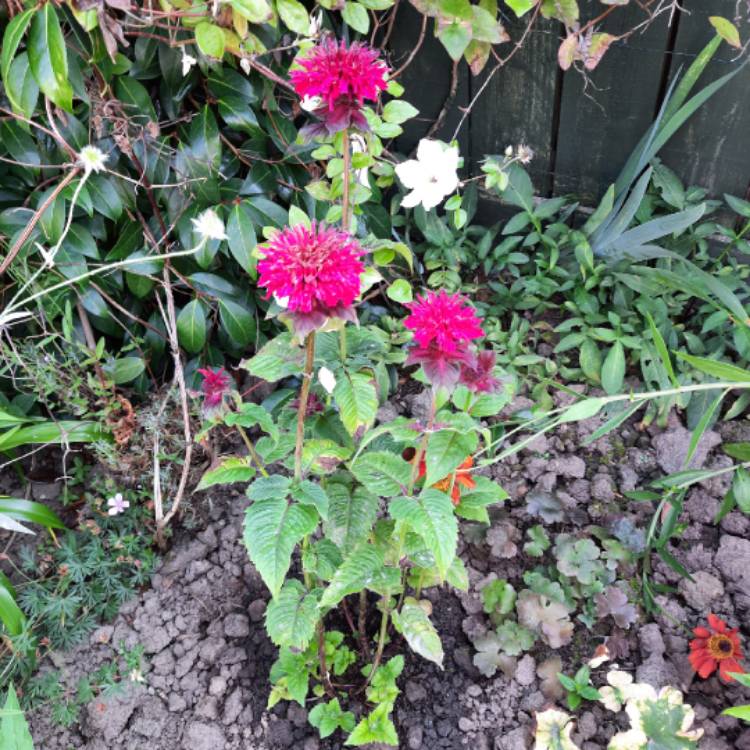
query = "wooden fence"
xmin=390 ymin=0 xmax=750 ymax=212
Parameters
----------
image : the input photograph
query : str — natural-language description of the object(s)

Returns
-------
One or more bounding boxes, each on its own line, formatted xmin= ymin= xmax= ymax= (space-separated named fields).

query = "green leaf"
xmin=226 ymin=201 xmax=257 ymax=271
xmin=225 ymin=402 xmax=278 ymax=441
xmin=309 ymin=698 xmax=356 ymax=739
xmin=243 ymin=492 xmax=318 ymax=596
xmin=351 ymin=451 xmax=413 ymax=497
xmin=559 ymin=397 xmax=606 ymax=424
xmin=0 ymin=420 xmax=101 ymax=451
xmin=219 ymin=299 xmax=256 ymax=348
xmin=601 ymin=341 xmax=625 ymax=395
xmin=645 ymin=312 xmax=679 ymax=388
xmin=177 ymin=299 xmax=207 ymax=354
xmin=676 ymin=353 xmax=750 ymax=384
xmin=504 ymin=0 xmax=535 ymax=17
xmin=87 ymin=174 xmax=123 ymax=221
xmin=1 ymin=684 xmax=34 ymax=750
xmin=5 ymin=54 xmax=39 ymax=121
xmin=2 ymin=8 xmax=35 ymax=113
xmin=28 ymin=3 xmax=72 ymax=111
xmin=709 ymin=16 xmax=741 ymax=49
xmin=195 ymin=22 xmax=226 ymax=59
xmin=265 ymin=580 xmax=320 ymax=649
xmin=382 ymin=100 xmax=419 ymax=125
xmin=579 ymin=338 xmax=602 ymax=383
xmin=723 ymin=705 xmax=750 ymax=722
xmin=391 ymin=597 xmax=443 ymax=667
xmin=276 ymin=0 xmax=310 ymax=34
xmin=390 ymin=489 xmax=457 ymax=578
xmin=230 ymin=0 xmax=273 ymax=22
xmin=333 ymin=373 xmax=378 ymax=436
xmin=196 ymin=456 xmax=255 ymax=490
xmin=107 ymin=357 xmax=145 ymax=385
xmin=319 ymin=543 xmax=384 ymax=609
xmin=424 ymin=428 xmax=477 ymax=486
xmin=386 ymin=278 xmax=413 ymax=303
xmin=437 ymin=21 xmax=472 ymax=61
xmin=0 ymin=497 xmax=64 ymax=530
xmin=345 ymin=703 xmax=398 ymax=746
xmin=732 ymin=467 xmax=750 ymax=513
xmin=342 ymin=1 xmax=370 ymax=33
xmin=291 ymin=480 xmax=330 ymax=520
xmin=0 ymin=577 xmax=25 ymax=636
xmin=325 ymin=484 xmax=379 ymax=555
xmin=242 ymin=333 xmax=304 ymax=382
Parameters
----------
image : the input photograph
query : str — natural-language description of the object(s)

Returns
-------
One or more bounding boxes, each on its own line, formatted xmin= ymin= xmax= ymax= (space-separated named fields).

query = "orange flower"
xmin=408 ymin=451 xmax=475 ymax=505
xmin=689 ymin=613 xmax=745 ymax=682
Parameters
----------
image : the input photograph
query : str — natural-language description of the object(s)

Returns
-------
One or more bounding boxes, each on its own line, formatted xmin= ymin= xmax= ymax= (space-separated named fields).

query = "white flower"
xmin=351 ymin=134 xmax=369 ymax=187
xmin=107 ymin=493 xmax=130 ymax=516
xmin=308 ymin=10 xmax=322 ymax=37
xmin=318 ymin=366 xmax=336 ymax=394
xmin=181 ymin=49 xmax=198 ymax=77
xmin=395 ymin=139 xmax=459 ymax=211
xmin=300 ymin=95 xmax=323 ymax=112
xmin=191 ymin=208 xmax=228 ymax=242
xmin=240 ymin=57 xmax=252 ymax=76
xmin=129 ymin=668 xmax=144 ymax=683
xmin=504 ymin=145 xmax=514 ymax=157
xmin=78 ymin=145 xmax=108 ymax=175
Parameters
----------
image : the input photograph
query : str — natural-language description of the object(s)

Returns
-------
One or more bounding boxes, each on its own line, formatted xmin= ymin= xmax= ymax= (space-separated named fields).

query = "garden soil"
xmin=27 ymin=391 xmax=750 ymax=749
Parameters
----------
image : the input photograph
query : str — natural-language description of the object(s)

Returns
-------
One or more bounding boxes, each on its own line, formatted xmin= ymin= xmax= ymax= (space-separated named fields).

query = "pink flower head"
xmin=404 ymin=291 xmax=485 ymax=389
xmin=290 ymin=39 xmax=388 ymax=136
xmin=257 ymin=222 xmax=365 ymax=338
xmin=197 ymin=367 xmax=232 ymax=411
xmin=459 ymin=350 xmax=501 ymax=394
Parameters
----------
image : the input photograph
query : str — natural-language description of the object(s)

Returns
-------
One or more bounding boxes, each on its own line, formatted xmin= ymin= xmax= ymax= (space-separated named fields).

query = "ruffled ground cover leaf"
xmin=495 ymin=619 xmax=536 ymax=656
xmin=524 ymin=524 xmax=551 ymax=557
xmin=481 ymin=579 xmax=516 ymax=617
xmin=472 ymin=632 xmax=518 ymax=677
xmin=554 ymin=534 xmax=603 ymax=584
xmin=534 ymin=708 xmax=581 ymax=750
xmin=517 ymin=590 xmax=574 ymax=648
xmin=526 ymin=489 xmax=565 ymax=523
xmin=391 ymin=597 xmax=443 ymax=667
xmin=486 ymin=521 xmax=519 ymax=558
xmin=595 ymin=585 xmax=638 ymax=629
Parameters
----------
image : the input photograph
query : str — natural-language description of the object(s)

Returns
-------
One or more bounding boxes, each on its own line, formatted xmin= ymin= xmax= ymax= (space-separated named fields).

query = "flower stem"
xmin=235 ymin=424 xmax=269 ymax=478
xmin=358 ymin=589 xmax=371 ymax=659
xmin=294 ymin=333 xmax=316 ymax=482
xmin=341 ymin=128 xmax=352 ymax=230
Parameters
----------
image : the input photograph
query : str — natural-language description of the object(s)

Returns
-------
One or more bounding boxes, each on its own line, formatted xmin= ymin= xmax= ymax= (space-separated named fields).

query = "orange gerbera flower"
xmin=405 ymin=449 xmax=475 ymax=505
xmin=689 ymin=613 xmax=745 ymax=682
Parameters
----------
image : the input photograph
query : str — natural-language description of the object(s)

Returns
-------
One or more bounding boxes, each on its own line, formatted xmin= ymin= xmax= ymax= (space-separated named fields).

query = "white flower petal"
xmin=400 ymin=189 xmax=422 ymax=208
xmin=394 ymin=159 xmax=424 ymax=190
xmin=318 ymin=366 xmax=336 ymax=394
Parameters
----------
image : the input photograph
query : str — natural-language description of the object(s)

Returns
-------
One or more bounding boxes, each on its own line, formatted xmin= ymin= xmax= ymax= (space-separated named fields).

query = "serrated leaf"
xmin=225 ymin=402 xmax=279 ymax=442
xmin=265 ymin=580 xmax=320 ymax=649
xmin=243 ymin=494 xmax=318 ymax=596
xmin=241 ymin=333 xmax=304 ymax=382
xmin=319 ymin=543 xmax=384 ymax=609
xmin=392 ymin=598 xmax=444 ymax=667
xmin=345 ymin=703 xmax=398 ymax=746
xmin=333 ymin=372 xmax=378 ymax=436
xmin=351 ymin=451 xmax=412 ymax=497
xmin=196 ymin=456 xmax=255 ymax=489
xmin=424 ymin=428 xmax=477 ymax=485
xmin=389 ymin=489 xmax=457 ymax=578
xmin=291 ymin=480 xmax=329 ymax=520
xmin=325 ymin=484 xmax=379 ymax=555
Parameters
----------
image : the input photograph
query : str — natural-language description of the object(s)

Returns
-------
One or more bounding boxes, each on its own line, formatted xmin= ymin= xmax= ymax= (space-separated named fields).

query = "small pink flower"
xmin=459 ymin=350 xmax=501 ymax=394
xmin=257 ymin=222 xmax=365 ymax=338
xmin=403 ymin=291 xmax=485 ymax=389
xmin=107 ymin=493 xmax=130 ymax=516
xmin=197 ymin=367 xmax=232 ymax=410
xmin=290 ymin=38 xmax=388 ymax=136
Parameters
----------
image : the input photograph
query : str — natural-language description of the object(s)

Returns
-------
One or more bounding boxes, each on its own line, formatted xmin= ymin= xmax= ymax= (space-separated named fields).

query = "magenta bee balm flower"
xmin=257 ymin=222 xmax=365 ymax=338
xmin=403 ymin=290 xmax=485 ymax=389
xmin=290 ymin=39 xmax=388 ymax=135
xmin=197 ymin=367 xmax=232 ymax=411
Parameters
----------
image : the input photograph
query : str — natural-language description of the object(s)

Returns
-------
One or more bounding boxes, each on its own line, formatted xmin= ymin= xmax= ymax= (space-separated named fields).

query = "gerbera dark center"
xmin=707 ymin=633 xmax=735 ymax=659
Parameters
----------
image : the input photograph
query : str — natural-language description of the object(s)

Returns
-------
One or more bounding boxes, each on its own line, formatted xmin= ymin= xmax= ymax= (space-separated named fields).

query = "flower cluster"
xmin=404 ymin=290 xmax=497 ymax=391
xmin=689 ymin=613 xmax=745 ymax=682
xmin=257 ymin=222 xmax=365 ymax=338
xmin=290 ymin=38 xmax=388 ymax=136
xmin=197 ymin=367 xmax=233 ymax=414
